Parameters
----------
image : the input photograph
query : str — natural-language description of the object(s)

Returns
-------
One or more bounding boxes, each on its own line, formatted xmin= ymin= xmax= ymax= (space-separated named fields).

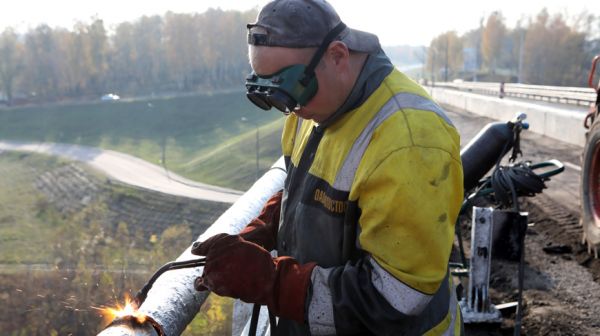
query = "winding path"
xmin=0 ymin=141 xmax=242 ymax=203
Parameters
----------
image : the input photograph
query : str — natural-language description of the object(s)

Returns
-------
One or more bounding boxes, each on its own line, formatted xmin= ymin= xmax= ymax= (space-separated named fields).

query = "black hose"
xmin=134 ymin=258 xmax=206 ymax=308
xmin=486 ymin=162 xmax=547 ymax=211
xmin=248 ymin=303 xmax=277 ymax=336
xmin=269 ymin=310 xmax=277 ymax=332
xmin=249 ymin=303 xmax=261 ymax=336
xmin=248 ymin=304 xmax=278 ymax=335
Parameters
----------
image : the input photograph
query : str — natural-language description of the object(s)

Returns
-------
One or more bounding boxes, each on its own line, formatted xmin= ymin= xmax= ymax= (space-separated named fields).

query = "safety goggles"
xmin=245 ymin=22 xmax=347 ymax=113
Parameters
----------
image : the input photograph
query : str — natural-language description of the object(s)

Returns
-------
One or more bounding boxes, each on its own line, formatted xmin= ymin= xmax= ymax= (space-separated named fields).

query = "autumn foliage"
xmin=0 ymin=8 xmax=257 ymax=106
xmin=426 ymin=9 xmax=599 ymax=86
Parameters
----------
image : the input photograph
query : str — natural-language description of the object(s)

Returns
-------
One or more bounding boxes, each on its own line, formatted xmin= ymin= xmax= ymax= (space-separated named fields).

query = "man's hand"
xmin=191 ymin=233 xmax=316 ymax=322
xmin=191 ymin=234 xmax=274 ymax=298
xmin=238 ymin=191 xmax=282 ymax=251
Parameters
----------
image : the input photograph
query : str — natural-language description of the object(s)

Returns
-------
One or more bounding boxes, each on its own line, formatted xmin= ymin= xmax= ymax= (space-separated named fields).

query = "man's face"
xmin=249 ymin=46 xmax=340 ymax=123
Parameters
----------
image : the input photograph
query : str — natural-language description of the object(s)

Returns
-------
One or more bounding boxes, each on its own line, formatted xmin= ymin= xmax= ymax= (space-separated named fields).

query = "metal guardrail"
xmin=433 ymin=81 xmax=596 ymax=106
xmin=98 ymin=157 xmax=286 ymax=336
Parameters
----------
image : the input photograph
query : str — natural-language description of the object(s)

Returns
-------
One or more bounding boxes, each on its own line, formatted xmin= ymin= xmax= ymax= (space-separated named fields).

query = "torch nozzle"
xmin=134 ymin=257 xmax=206 ymax=308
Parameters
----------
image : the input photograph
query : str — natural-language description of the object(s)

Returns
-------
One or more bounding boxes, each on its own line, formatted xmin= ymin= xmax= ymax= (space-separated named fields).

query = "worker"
xmin=191 ymin=0 xmax=464 ymax=334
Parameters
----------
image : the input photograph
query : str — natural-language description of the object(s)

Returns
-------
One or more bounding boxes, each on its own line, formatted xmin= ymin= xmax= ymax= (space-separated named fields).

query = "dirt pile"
xmin=461 ymin=195 xmax=600 ymax=335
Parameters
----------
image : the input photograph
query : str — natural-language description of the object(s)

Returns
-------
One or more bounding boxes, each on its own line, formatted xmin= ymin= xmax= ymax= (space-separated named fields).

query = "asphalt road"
xmin=0 ymin=141 xmax=243 ymax=204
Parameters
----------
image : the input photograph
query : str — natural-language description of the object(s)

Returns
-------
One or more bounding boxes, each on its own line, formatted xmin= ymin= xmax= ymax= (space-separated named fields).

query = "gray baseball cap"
xmin=247 ymin=0 xmax=381 ymax=53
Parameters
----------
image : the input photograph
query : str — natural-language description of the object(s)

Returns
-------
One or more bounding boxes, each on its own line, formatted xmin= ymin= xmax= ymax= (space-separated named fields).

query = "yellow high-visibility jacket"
xmin=276 ymin=65 xmax=464 ymax=335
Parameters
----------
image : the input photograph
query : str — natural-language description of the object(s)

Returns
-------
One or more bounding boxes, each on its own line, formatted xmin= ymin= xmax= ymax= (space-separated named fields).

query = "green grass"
xmin=0 ymin=91 xmax=285 ymax=189
xmin=0 ymin=151 xmax=226 ymax=266
xmin=0 ymin=151 xmax=113 ymax=265
xmin=0 ymin=153 xmax=68 ymax=264
xmin=182 ymin=117 xmax=285 ymax=189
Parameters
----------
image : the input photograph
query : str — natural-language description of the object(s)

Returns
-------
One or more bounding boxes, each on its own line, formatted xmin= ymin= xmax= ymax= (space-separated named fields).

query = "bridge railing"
xmin=433 ymin=81 xmax=596 ymax=106
xmin=98 ymin=157 xmax=286 ymax=336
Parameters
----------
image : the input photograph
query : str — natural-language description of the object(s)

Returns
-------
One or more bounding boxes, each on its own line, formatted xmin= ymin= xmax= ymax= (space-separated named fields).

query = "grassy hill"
xmin=182 ymin=117 xmax=285 ymax=189
xmin=0 ymin=151 xmax=230 ymax=266
xmin=0 ymin=151 xmax=233 ymax=335
xmin=0 ymin=91 xmax=286 ymax=334
xmin=0 ymin=91 xmax=285 ymax=190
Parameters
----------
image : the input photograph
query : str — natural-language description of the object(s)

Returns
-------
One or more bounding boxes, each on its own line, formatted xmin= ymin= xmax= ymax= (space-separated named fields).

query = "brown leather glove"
xmin=191 ymin=233 xmax=316 ymax=323
xmin=238 ymin=191 xmax=282 ymax=251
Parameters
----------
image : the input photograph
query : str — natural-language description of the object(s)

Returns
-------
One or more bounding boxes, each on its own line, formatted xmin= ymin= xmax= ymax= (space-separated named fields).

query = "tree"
xmin=1 ymin=8 xmax=260 ymax=102
xmin=163 ymin=12 xmax=203 ymax=90
xmin=110 ymin=21 xmax=136 ymax=92
xmin=23 ymin=25 xmax=61 ymax=100
xmin=427 ymin=31 xmax=463 ymax=82
xmin=132 ymin=16 xmax=165 ymax=91
xmin=197 ymin=9 xmax=256 ymax=88
xmin=0 ymin=28 xmax=23 ymax=105
xmin=85 ymin=18 xmax=109 ymax=94
xmin=481 ymin=12 xmax=507 ymax=74
xmin=54 ymin=27 xmax=85 ymax=97
xmin=157 ymin=224 xmax=193 ymax=262
xmin=462 ymin=25 xmax=484 ymax=81
xmin=523 ymin=10 xmax=587 ymax=86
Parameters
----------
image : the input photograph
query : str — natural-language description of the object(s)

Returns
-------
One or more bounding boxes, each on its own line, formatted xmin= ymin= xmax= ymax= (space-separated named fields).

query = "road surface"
xmin=0 ymin=141 xmax=243 ymax=203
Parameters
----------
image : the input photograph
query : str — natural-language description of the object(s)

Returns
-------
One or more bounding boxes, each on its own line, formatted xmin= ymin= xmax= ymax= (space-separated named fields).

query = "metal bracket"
xmin=459 ymin=207 xmax=502 ymax=323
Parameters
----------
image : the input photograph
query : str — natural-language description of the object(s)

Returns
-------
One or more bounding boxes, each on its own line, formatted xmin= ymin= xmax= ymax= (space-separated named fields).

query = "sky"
xmin=1 ymin=0 xmax=598 ymax=46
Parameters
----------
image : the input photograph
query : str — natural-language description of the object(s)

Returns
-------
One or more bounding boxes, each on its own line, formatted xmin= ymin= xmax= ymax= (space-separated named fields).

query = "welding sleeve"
xmin=306 ymin=147 xmax=464 ymax=335
xmin=239 ymin=191 xmax=282 ymax=251
xmin=192 ymin=233 xmax=316 ymax=322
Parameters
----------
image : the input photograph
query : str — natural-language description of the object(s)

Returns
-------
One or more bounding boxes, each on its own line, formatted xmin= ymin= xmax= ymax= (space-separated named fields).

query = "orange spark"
xmin=99 ymin=294 xmax=147 ymax=325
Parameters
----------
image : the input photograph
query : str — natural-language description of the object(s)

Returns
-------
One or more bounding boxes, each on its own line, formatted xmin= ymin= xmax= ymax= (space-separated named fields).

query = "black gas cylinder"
xmin=461 ymin=122 xmax=514 ymax=191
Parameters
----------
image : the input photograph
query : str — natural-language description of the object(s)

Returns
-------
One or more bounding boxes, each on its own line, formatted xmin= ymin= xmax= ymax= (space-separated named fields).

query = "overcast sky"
xmin=1 ymin=0 xmax=598 ymax=46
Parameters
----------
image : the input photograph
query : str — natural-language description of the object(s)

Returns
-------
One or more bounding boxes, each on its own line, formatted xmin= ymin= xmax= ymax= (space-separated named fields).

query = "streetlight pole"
xmin=518 ymin=28 xmax=524 ymax=84
xmin=431 ymin=47 xmax=436 ymax=86
xmin=444 ymin=34 xmax=449 ymax=82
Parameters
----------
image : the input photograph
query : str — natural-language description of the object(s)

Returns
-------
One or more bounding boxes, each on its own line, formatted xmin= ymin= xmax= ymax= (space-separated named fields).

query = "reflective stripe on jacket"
xmin=276 ymin=68 xmax=464 ymax=335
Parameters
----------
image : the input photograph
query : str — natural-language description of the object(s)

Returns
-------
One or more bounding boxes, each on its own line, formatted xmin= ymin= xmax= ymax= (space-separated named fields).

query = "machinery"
xmin=456 ymin=114 xmax=564 ymax=335
xmin=581 ymin=55 xmax=600 ymax=258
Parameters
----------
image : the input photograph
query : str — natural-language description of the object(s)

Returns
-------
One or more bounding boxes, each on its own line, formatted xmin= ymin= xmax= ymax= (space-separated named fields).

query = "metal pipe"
xmin=100 ymin=318 xmax=160 ymax=336
xmin=98 ymin=157 xmax=286 ymax=336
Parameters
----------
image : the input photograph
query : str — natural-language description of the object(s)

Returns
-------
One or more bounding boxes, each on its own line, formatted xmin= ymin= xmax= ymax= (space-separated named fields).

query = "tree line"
xmin=3 ymin=7 xmax=599 ymax=106
xmin=0 ymin=8 xmax=257 ymax=105
xmin=425 ymin=9 xmax=600 ymax=86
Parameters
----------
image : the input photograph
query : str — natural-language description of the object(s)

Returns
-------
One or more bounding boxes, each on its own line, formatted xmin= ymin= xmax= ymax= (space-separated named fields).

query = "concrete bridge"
xmin=430 ymin=85 xmax=587 ymax=214
xmin=428 ymin=85 xmax=590 ymax=147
